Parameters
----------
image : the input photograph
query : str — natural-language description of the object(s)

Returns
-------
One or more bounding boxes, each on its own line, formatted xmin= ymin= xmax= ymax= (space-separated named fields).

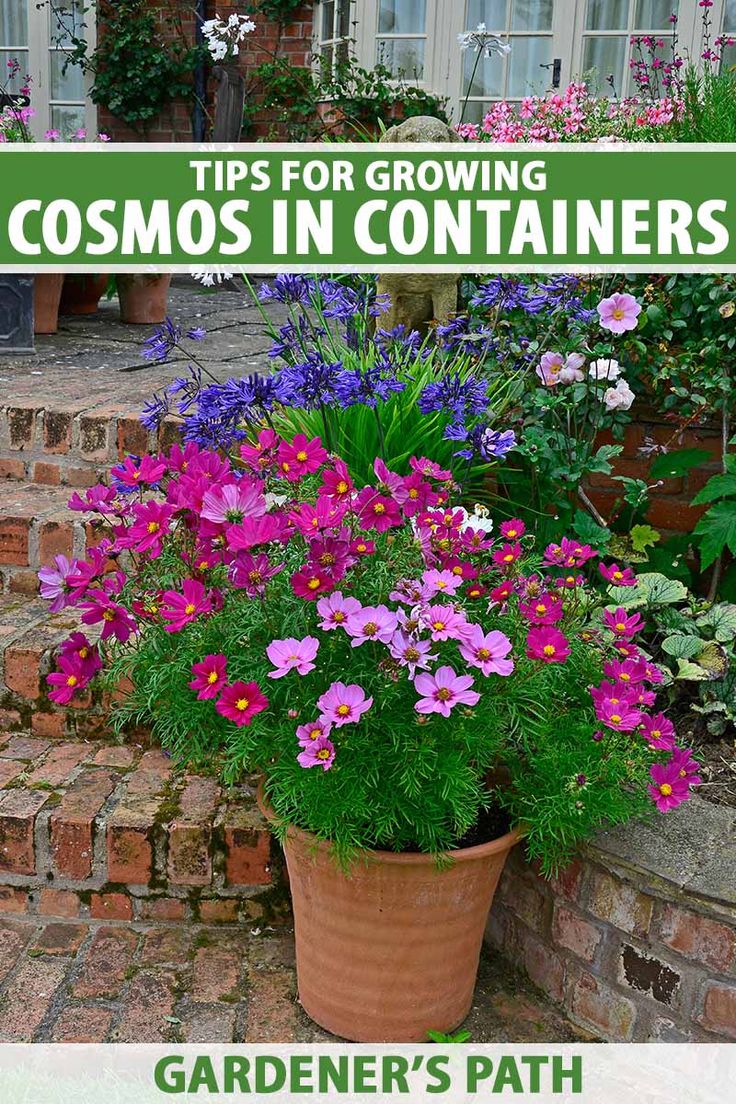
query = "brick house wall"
xmin=96 ymin=2 xmax=315 ymax=142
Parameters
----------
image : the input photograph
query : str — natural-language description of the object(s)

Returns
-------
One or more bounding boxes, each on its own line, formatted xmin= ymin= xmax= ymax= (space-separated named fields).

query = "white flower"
xmin=589 ymin=358 xmax=621 ymax=381
xmin=558 ymin=352 xmax=586 ymax=383
xmin=191 ymin=268 xmax=236 ymax=286
xmin=603 ymin=378 xmax=635 ymax=411
xmin=456 ymin=504 xmax=494 ymax=534
xmin=457 ymin=25 xmax=511 ymax=58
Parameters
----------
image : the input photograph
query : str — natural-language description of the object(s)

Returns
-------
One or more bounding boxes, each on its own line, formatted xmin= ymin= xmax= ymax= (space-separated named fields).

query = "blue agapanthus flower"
xmin=141 ymin=317 xmax=181 ymax=362
xmin=259 ymin=274 xmax=313 ymax=305
xmin=417 ymin=373 xmax=489 ymax=421
xmin=333 ymin=365 xmax=406 ymax=409
xmin=275 ymin=354 xmax=344 ymax=410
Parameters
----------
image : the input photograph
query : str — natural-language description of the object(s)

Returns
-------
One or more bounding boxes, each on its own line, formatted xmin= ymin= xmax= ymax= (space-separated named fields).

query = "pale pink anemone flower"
xmin=597 ymin=292 xmax=641 ymax=334
xmin=266 ymin=636 xmax=320 ymax=678
xmin=459 ymin=627 xmax=515 ymax=677
xmin=414 ymin=666 xmax=480 ymax=717
xmin=317 ymin=682 xmax=373 ymax=727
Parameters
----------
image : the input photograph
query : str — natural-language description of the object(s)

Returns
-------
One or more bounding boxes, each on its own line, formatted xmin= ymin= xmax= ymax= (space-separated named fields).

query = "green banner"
xmin=0 ymin=143 xmax=734 ymax=271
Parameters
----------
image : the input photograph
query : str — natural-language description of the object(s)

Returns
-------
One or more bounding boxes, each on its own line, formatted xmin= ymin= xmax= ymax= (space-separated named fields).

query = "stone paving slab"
xmin=0 ymin=916 xmax=586 ymax=1043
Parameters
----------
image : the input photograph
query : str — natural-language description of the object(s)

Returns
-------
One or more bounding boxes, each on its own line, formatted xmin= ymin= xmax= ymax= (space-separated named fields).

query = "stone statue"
xmin=376 ymin=116 xmax=462 ymax=334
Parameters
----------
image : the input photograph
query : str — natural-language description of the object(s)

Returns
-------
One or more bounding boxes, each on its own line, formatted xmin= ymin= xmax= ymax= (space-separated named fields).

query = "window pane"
xmin=321 ymin=1 xmax=335 ymax=41
xmin=50 ymin=1 xmax=86 ymax=48
xmin=586 ymin=0 xmax=628 ymax=31
xmin=463 ymin=46 xmax=504 ymax=97
xmin=377 ymin=37 xmax=425 ymax=78
xmin=634 ymin=0 xmax=678 ymax=28
xmin=461 ymin=100 xmax=492 ymax=124
xmin=467 ymin=0 xmax=507 ymax=30
xmin=0 ymin=49 xmax=29 ymax=91
xmin=50 ymin=51 xmax=85 ymax=101
xmin=508 ymin=35 xmax=552 ymax=97
xmin=722 ymin=42 xmax=736 ymax=71
xmin=0 ymin=1 xmax=28 ymax=48
xmin=725 ymin=0 xmax=736 ymax=31
xmin=337 ymin=0 xmax=351 ymax=37
xmin=50 ymin=103 xmax=86 ymax=138
xmin=511 ymin=1 xmax=553 ymax=33
xmin=378 ymin=1 xmax=426 ymax=35
xmin=582 ymin=35 xmax=627 ymax=95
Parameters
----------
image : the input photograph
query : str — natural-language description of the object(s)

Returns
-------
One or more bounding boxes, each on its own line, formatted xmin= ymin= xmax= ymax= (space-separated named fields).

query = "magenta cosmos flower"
xmin=189 ymin=654 xmax=227 ymax=700
xmin=297 ymin=735 xmax=336 ymax=771
xmin=124 ymin=501 xmax=173 ymax=558
xmin=354 ymin=487 xmax=402 ymax=533
xmin=47 ymin=656 xmax=89 ymax=705
xmin=59 ymin=632 xmax=101 ymax=679
xmin=525 ymin=626 xmax=571 ymax=664
xmin=277 ymin=434 xmax=328 ymax=481
xmin=422 ymin=568 xmax=462 ymax=597
xmin=597 ymin=292 xmax=641 ymax=334
xmin=595 ymin=697 xmax=643 ymax=732
xmin=414 ymin=666 xmax=480 ymax=717
xmin=603 ymin=607 xmax=644 ymax=639
xmin=640 ymin=712 xmax=676 ymax=751
xmin=161 ymin=579 xmax=213 ymax=633
xmin=291 ymin=567 xmax=335 ymax=600
xmin=215 ymin=681 xmax=269 ymax=727
xmin=648 ymin=761 xmax=690 ymax=812
xmin=266 ymin=636 xmax=320 ymax=678
xmin=80 ymin=591 xmax=137 ymax=643
xmin=459 ymin=627 xmax=514 ymax=677
xmin=599 ymin=562 xmax=636 ymax=587
xmin=345 ymin=605 xmax=398 ymax=647
xmin=229 ymin=552 xmax=284 ymax=596
xmin=111 ymin=453 xmax=167 ymax=488
xmin=519 ymin=593 xmax=564 ymax=625
xmin=317 ymin=682 xmax=373 ymax=727
xmin=316 ymin=591 xmax=361 ymax=631
xmin=296 ymin=718 xmax=332 ymax=746
xmin=500 ymin=518 xmax=526 ymax=540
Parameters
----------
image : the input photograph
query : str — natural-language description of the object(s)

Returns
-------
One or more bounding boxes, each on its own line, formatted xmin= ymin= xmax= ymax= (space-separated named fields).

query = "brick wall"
xmin=486 ymin=798 xmax=736 ymax=1041
xmin=96 ymin=2 xmax=315 ymax=142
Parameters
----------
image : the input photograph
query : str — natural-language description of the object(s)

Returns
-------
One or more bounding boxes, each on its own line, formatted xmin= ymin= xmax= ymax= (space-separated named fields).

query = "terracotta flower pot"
xmin=33 ymin=273 xmax=65 ymax=334
xmin=117 ymin=274 xmax=172 ymax=325
xmin=260 ymin=795 xmax=520 ymax=1042
xmin=60 ymin=274 xmax=108 ymax=316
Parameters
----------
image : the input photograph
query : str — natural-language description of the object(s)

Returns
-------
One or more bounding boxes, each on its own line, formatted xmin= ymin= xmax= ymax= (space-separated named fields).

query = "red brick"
xmin=38 ymin=518 xmax=74 ymax=565
xmin=0 ymin=517 xmax=30 ymax=565
xmin=498 ymin=871 xmax=549 ymax=934
xmin=31 ymin=711 xmax=68 ymax=739
xmin=199 ymin=899 xmax=239 ymax=924
xmin=107 ymin=751 xmax=172 ymax=883
xmin=38 ymin=889 xmax=80 ymax=918
xmin=27 ymin=742 xmax=88 ymax=787
xmin=92 ymin=746 xmax=139 ymax=769
xmin=0 ymin=886 xmax=29 ymax=914
xmin=137 ymin=897 xmax=186 ymax=922
xmin=222 ymin=805 xmax=272 ymax=887
xmin=646 ymin=496 xmax=706 ymax=532
xmin=79 ymin=408 xmax=120 ymax=461
xmin=552 ymin=904 xmax=603 ymax=962
xmin=0 ymin=458 xmax=26 ymax=480
xmin=0 ymin=788 xmax=48 ymax=873
xmin=660 ymin=906 xmax=736 ymax=974
xmin=113 ymin=970 xmax=178 ymax=1043
xmin=587 ymin=871 xmax=653 ymax=938
xmin=515 ymin=925 xmax=565 ymax=1003
xmin=570 ymin=970 xmax=636 ymax=1041
xmin=698 ymin=982 xmax=736 ymax=1039
xmin=0 ymin=918 xmax=33 ymax=981
xmin=549 ymin=858 xmax=584 ymax=901
xmin=49 ymin=769 xmax=116 ymax=879
xmin=32 ymin=461 xmax=62 ymax=485
xmin=192 ymin=940 xmax=242 ymax=1003
xmin=72 ymin=926 xmax=138 ymax=999
xmin=117 ymin=414 xmax=150 ymax=460
xmin=65 ymin=466 xmax=101 ymax=488
xmin=0 ymin=956 xmax=68 ymax=1040
xmin=89 ymin=892 xmax=133 ymax=920
xmin=168 ymin=775 xmax=220 ymax=886
xmin=181 ymin=1005 xmax=237 ymax=1043
xmin=0 ymin=759 xmax=25 ymax=787
xmin=7 ymin=406 xmax=37 ymax=450
xmin=43 ymin=410 xmax=74 ymax=454
xmin=245 ymin=970 xmax=298 ymax=1042
xmin=32 ymin=922 xmax=87 ymax=956
xmin=4 ymin=642 xmax=43 ymax=698
xmin=139 ymin=926 xmax=191 ymax=966
xmin=0 ymin=708 xmax=23 ymax=730
xmin=52 ymin=1004 xmax=113 ymax=1042
xmin=0 ymin=735 xmax=51 ymax=760
xmin=8 ymin=569 xmax=39 ymax=595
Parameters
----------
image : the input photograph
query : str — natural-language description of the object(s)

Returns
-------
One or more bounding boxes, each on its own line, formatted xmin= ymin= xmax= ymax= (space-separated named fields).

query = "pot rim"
xmin=257 ymin=785 xmax=523 ymax=866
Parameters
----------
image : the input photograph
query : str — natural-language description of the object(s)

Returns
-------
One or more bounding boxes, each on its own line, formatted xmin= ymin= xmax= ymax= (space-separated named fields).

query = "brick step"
xmin=0 ymin=736 xmax=278 ymax=925
xmin=0 ymin=481 xmax=96 ymax=595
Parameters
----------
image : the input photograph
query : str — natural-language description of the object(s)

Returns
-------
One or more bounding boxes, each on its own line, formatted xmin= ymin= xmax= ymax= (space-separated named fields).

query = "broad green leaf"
xmin=691 ymin=473 xmax=736 ymax=506
xmin=675 ymin=658 xmax=710 ymax=681
xmin=608 ymin=572 xmax=688 ymax=610
xmin=630 ymin=524 xmax=661 ymax=553
xmin=694 ymin=502 xmax=736 ymax=570
xmin=649 ymin=448 xmax=712 ymax=480
xmin=661 ymin=635 xmax=707 ymax=659
xmin=572 ymin=509 xmax=611 ymax=548
xmin=696 ymin=642 xmax=730 ymax=680
xmin=607 ymin=533 xmax=649 ymax=564
xmin=695 ymin=603 xmax=736 ymax=643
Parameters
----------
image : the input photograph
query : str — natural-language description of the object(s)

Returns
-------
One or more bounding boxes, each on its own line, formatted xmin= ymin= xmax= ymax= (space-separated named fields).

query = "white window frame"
xmin=313 ymin=0 xmax=356 ymax=77
xmin=2 ymin=1 xmax=96 ymax=140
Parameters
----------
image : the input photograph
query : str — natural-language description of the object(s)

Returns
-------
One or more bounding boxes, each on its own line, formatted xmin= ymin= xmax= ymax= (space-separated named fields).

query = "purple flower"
xmin=316 ymin=591 xmax=361 ymax=631
xmin=266 ymin=636 xmax=320 ymax=679
xmin=459 ymin=627 xmax=515 ymax=677
xmin=414 ymin=666 xmax=480 ymax=717
xmin=418 ymin=373 xmax=489 ymax=420
xmin=297 ymin=735 xmax=336 ymax=771
xmin=345 ymin=605 xmax=398 ymax=647
xmin=389 ymin=632 xmax=434 ymax=678
xmin=38 ymin=554 xmax=82 ymax=612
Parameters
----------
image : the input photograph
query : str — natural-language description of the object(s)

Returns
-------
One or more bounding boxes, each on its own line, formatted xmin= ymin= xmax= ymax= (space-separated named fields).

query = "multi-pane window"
xmin=720 ymin=0 xmax=736 ymax=72
xmin=376 ymin=0 xmax=427 ymax=80
xmin=581 ymin=0 xmax=680 ymax=97
xmin=0 ymin=1 xmax=29 ymax=99
xmin=48 ymin=1 xmax=88 ymax=137
xmin=461 ymin=0 xmax=556 ymax=121
xmin=316 ymin=0 xmax=353 ymax=75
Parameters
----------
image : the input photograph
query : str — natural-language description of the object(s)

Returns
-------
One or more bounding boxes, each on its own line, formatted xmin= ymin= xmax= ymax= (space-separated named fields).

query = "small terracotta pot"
xmin=117 ymin=274 xmax=172 ymax=325
xmin=60 ymin=274 xmax=108 ymax=316
xmin=33 ymin=273 xmax=65 ymax=334
xmin=260 ymin=794 xmax=520 ymax=1042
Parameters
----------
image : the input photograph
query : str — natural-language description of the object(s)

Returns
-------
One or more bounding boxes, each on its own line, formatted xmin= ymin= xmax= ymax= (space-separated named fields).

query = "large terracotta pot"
xmin=33 ymin=273 xmax=65 ymax=334
xmin=60 ymin=274 xmax=108 ymax=316
xmin=261 ymin=795 xmax=520 ymax=1042
xmin=117 ymin=274 xmax=171 ymax=324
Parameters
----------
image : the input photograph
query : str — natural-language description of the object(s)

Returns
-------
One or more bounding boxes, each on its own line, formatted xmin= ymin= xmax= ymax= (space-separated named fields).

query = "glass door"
xmin=0 ymin=0 xmax=29 ymax=99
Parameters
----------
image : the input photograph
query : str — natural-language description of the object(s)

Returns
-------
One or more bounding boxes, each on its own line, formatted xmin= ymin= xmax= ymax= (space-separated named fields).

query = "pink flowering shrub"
xmin=41 ymin=437 xmax=700 ymax=871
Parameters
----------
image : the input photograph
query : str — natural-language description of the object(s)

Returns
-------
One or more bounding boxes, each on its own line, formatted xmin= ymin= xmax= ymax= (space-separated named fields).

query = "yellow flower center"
xmin=612 ymin=308 xmax=625 ymax=320
xmin=613 ymin=571 xmax=623 ymax=580
xmin=281 ymin=461 xmax=290 ymax=473
xmin=336 ymin=704 xmax=350 ymax=717
xmin=615 ymin=623 xmax=626 ymax=632
xmin=503 ymin=554 xmax=514 ymax=563
xmin=147 ymin=521 xmax=160 ymax=534
xmin=207 ymin=671 xmax=219 ymax=684
xmin=363 ymin=621 xmax=378 ymax=636
xmin=333 ymin=611 xmax=345 ymax=623
xmin=296 ymin=450 xmax=308 ymax=462
xmin=185 ymin=603 xmax=196 ymax=615
xmin=478 ymin=648 xmax=491 ymax=660
xmin=432 ymin=621 xmax=446 ymax=632
xmin=437 ymin=688 xmax=452 ymax=701
xmin=507 ymin=528 xmax=518 ymax=538
xmin=651 ymin=729 xmax=661 ymax=739
xmin=436 ymin=580 xmax=447 ymax=589
xmin=610 ymin=713 xmax=622 ymax=724
xmin=79 ymin=647 xmax=88 ymax=659
xmin=235 ymin=698 xmax=249 ymax=712
xmin=408 ymin=488 xmax=419 ymax=499
xmin=543 ymin=644 xmax=556 ymax=657
xmin=535 ymin=603 xmax=547 ymax=614
xmin=374 ymin=503 xmax=386 ymax=515
xmin=659 ymin=783 xmax=672 ymax=796
xmin=336 ymin=480 xmax=348 ymax=494
xmin=308 ymin=729 xmax=321 ymax=740
xmin=405 ymin=647 xmax=420 ymax=662
xmin=249 ymin=571 xmax=262 ymax=584
xmin=66 ymin=675 xmax=78 ymax=687
xmin=102 ymin=610 xmax=115 ymax=622
xmin=320 ymin=553 xmax=336 ymax=566
xmin=307 ymin=577 xmax=321 ymax=591
xmin=356 ymin=544 xmax=367 ymax=553
xmin=317 ymin=748 xmax=331 ymax=760
xmin=452 ymin=566 xmax=463 ymax=576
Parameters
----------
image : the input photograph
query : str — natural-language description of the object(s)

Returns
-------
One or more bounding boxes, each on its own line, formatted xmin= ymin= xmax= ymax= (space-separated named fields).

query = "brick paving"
xmin=0 ymin=914 xmax=585 ymax=1043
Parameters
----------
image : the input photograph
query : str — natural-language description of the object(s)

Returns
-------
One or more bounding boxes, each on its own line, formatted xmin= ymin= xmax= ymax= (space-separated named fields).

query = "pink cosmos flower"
xmin=543 ymin=537 xmax=598 ymax=568
xmin=297 ymin=735 xmax=336 ymax=771
xmin=350 ymin=537 xmax=375 ymax=559
xmin=277 ymin=434 xmax=328 ymax=481
xmin=603 ymin=607 xmax=644 ymax=639
xmin=48 ymin=656 xmax=89 ymax=705
xmin=167 ymin=441 xmax=202 ymax=473
xmin=389 ymin=632 xmax=434 ymax=678
xmin=589 ymin=679 xmax=639 ymax=712
xmin=161 ymin=579 xmax=212 ymax=633
xmin=492 ymin=542 xmax=522 ymax=569
xmin=345 ymin=605 xmax=398 ymax=647
xmin=599 ymin=562 xmax=636 ymax=587
xmin=519 ymin=593 xmax=564 ymax=625
xmin=289 ymin=498 xmax=348 ymax=536
xmin=122 ymin=501 xmax=173 ymax=557
xmin=465 ymin=582 xmax=488 ymax=601
xmin=216 ymin=681 xmax=269 ymax=727
xmin=648 ymin=761 xmax=690 ymax=811
xmin=459 ymin=627 xmax=514 ymax=677
xmin=414 ymin=666 xmax=480 ymax=717
xmin=526 ymin=627 xmax=571 ymax=664
xmin=320 ymin=459 xmax=354 ymax=501
xmin=59 ymin=633 xmax=102 ymax=679
xmin=421 ymin=604 xmax=470 ymax=642
xmin=638 ymin=660 xmax=664 ymax=684
xmin=390 ymin=579 xmax=427 ymax=606
xmin=201 ymin=481 xmax=266 ymax=525
xmin=401 ymin=473 xmax=437 ymax=517
xmin=640 ymin=712 xmax=676 ymax=751
xmin=80 ymin=591 xmax=137 ymax=643
xmin=490 ymin=580 xmax=514 ymax=605
xmin=111 ymin=454 xmax=167 ymax=488
xmin=189 ymin=654 xmax=228 ymax=699
xmin=317 ymin=682 xmax=373 ymax=727
xmin=670 ymin=746 xmax=701 ymax=786
xmin=409 ymin=456 xmax=452 ymax=481
xmin=306 ymin=534 xmax=351 ymax=578
xmin=67 ymin=484 xmax=118 ymax=514
xmin=374 ymin=458 xmax=408 ymax=502
xmin=354 ymin=487 xmax=402 ymax=532
xmin=229 ymin=552 xmax=284 ymax=595
xmin=598 ymin=292 xmax=642 ymax=334
xmin=296 ymin=718 xmax=332 ymax=746
xmin=291 ymin=567 xmax=335 ymax=600
xmin=227 ymin=513 xmax=288 ymax=552
xmin=500 ymin=519 xmax=526 ymax=540
xmin=595 ymin=698 xmax=643 ymax=732
xmin=316 ymin=591 xmax=361 ymax=631
xmin=266 ymin=636 xmax=320 ymax=678
xmin=38 ymin=554 xmax=82 ymax=612
xmin=240 ymin=429 xmax=279 ymax=473
xmin=422 ymin=569 xmax=462 ymax=597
